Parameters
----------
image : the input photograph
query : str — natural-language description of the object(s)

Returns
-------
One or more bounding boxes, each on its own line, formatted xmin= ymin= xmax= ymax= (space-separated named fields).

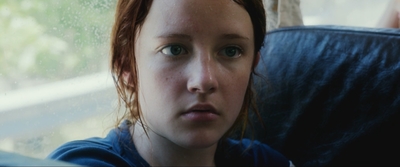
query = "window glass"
xmin=0 ymin=0 xmax=115 ymax=92
xmin=0 ymin=0 xmax=117 ymax=159
xmin=301 ymin=0 xmax=391 ymax=27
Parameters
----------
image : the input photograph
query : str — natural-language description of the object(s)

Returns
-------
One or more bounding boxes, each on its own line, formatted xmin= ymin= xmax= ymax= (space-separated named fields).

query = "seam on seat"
xmin=267 ymin=25 xmax=400 ymax=37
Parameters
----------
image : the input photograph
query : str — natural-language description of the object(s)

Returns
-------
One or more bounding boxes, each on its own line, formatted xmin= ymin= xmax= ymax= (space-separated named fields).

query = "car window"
xmin=0 ymin=0 xmax=117 ymax=159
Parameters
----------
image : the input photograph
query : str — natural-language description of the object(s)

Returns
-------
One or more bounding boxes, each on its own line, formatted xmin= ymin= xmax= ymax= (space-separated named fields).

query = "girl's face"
xmin=135 ymin=0 xmax=255 ymax=149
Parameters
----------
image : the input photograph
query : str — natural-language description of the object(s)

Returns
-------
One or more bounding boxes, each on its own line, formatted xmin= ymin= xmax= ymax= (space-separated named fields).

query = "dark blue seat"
xmin=251 ymin=25 xmax=400 ymax=166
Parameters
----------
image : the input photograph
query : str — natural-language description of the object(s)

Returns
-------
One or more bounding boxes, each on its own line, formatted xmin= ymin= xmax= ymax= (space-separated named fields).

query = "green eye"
xmin=222 ymin=46 xmax=241 ymax=58
xmin=161 ymin=45 xmax=184 ymax=56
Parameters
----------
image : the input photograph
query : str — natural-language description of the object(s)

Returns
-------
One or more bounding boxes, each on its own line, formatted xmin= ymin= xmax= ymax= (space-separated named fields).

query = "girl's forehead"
xmin=142 ymin=0 xmax=252 ymax=37
xmin=148 ymin=0 xmax=248 ymax=20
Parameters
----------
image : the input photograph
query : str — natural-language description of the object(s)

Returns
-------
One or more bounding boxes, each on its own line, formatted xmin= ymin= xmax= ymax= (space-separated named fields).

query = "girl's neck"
xmin=131 ymin=122 xmax=217 ymax=167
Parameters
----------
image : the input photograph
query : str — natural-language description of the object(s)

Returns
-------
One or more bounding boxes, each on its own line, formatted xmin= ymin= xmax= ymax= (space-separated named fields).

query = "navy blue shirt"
xmin=48 ymin=121 xmax=290 ymax=166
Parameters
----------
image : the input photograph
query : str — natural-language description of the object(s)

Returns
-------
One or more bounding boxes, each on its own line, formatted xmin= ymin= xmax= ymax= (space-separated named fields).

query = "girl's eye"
xmin=161 ymin=45 xmax=186 ymax=56
xmin=220 ymin=46 xmax=242 ymax=58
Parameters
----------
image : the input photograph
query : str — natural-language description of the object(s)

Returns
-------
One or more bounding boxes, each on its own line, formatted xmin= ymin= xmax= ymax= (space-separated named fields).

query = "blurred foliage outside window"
xmin=0 ymin=0 xmax=116 ymax=159
xmin=0 ymin=0 xmax=115 ymax=92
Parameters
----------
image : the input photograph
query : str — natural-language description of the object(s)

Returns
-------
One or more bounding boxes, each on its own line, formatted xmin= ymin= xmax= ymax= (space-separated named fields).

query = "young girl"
xmin=48 ymin=0 xmax=293 ymax=166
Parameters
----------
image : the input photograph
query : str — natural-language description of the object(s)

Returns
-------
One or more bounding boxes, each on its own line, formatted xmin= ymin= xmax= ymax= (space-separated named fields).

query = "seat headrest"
xmin=252 ymin=25 xmax=400 ymax=166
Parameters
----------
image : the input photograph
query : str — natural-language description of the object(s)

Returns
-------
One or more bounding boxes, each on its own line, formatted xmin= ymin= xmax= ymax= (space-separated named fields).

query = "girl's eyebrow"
xmin=220 ymin=33 xmax=250 ymax=41
xmin=156 ymin=33 xmax=249 ymax=41
xmin=156 ymin=33 xmax=192 ymax=40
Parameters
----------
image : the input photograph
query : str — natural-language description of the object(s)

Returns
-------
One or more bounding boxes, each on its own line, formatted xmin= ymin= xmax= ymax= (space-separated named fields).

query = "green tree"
xmin=0 ymin=0 xmax=115 ymax=91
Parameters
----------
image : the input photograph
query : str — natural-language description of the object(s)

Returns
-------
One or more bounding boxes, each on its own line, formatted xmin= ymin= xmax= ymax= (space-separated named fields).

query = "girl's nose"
xmin=187 ymin=54 xmax=219 ymax=94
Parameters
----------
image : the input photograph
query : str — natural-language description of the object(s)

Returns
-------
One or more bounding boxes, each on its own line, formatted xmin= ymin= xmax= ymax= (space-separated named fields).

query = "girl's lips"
xmin=181 ymin=103 xmax=220 ymax=121
xmin=183 ymin=103 xmax=219 ymax=115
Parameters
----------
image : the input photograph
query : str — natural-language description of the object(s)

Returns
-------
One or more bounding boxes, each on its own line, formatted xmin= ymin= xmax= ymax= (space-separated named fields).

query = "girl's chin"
xmin=173 ymin=134 xmax=221 ymax=149
xmin=179 ymin=141 xmax=218 ymax=150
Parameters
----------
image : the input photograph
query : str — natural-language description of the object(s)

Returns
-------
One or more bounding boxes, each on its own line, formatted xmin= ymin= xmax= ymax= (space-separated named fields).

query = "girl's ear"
xmin=122 ymin=71 xmax=132 ymax=86
xmin=123 ymin=71 xmax=130 ymax=81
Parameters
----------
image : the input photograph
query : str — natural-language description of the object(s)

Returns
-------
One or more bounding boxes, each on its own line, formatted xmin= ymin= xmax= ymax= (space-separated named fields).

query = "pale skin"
xmin=377 ymin=0 xmax=400 ymax=28
xmin=129 ymin=0 xmax=257 ymax=166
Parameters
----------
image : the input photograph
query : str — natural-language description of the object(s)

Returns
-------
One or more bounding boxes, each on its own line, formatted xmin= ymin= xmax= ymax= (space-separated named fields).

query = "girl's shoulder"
xmin=47 ymin=123 xmax=149 ymax=167
xmin=46 ymin=137 xmax=130 ymax=166
xmin=215 ymin=138 xmax=290 ymax=166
